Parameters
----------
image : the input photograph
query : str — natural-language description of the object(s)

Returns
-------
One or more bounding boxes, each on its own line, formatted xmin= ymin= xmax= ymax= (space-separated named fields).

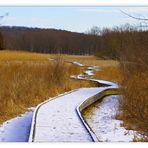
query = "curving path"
xmin=29 ymin=61 xmax=118 ymax=142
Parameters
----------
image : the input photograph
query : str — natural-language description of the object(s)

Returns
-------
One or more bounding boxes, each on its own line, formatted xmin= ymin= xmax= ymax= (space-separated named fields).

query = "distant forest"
xmin=0 ymin=26 xmax=101 ymax=55
xmin=0 ymin=25 xmax=148 ymax=62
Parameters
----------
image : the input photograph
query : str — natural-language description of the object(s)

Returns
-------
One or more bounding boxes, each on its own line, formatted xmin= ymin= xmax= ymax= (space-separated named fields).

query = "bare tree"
xmin=87 ymin=26 xmax=101 ymax=36
xmin=0 ymin=13 xmax=9 ymax=50
xmin=120 ymin=10 xmax=148 ymax=21
xmin=120 ymin=10 xmax=148 ymax=29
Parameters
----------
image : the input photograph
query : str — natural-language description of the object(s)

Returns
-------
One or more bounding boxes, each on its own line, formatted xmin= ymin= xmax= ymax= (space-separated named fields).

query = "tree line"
xmin=0 ymin=26 xmax=101 ymax=55
xmin=0 ymin=25 xmax=147 ymax=67
xmin=95 ymin=25 xmax=147 ymax=71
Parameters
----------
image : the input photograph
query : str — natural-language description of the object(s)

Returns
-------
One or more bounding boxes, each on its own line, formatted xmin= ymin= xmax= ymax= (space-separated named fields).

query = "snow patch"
xmin=84 ymin=70 xmax=94 ymax=76
xmin=0 ymin=108 xmax=34 ymax=142
xmin=87 ymin=66 xmax=99 ymax=71
xmin=72 ymin=61 xmax=84 ymax=67
xmin=83 ymin=95 xmax=136 ymax=142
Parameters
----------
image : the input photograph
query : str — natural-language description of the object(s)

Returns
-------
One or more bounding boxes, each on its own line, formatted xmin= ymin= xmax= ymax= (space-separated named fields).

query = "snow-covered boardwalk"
xmin=29 ymin=61 xmax=118 ymax=142
xmin=0 ymin=59 xmax=139 ymax=142
xmin=29 ymin=87 xmax=111 ymax=142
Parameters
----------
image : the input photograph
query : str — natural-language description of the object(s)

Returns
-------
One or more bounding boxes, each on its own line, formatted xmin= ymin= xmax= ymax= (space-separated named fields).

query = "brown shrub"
xmin=118 ymin=54 xmax=148 ymax=140
xmin=118 ymin=72 xmax=148 ymax=130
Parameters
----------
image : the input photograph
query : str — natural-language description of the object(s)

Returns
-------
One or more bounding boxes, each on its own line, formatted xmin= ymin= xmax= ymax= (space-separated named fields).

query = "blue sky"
xmin=0 ymin=6 xmax=148 ymax=32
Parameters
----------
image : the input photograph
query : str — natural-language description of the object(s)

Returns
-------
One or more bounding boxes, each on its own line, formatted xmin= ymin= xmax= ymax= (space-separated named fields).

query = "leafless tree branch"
xmin=120 ymin=10 xmax=148 ymax=21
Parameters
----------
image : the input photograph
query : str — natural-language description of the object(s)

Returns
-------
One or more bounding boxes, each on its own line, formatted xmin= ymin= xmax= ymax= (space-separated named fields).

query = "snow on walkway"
xmin=72 ymin=61 xmax=84 ymax=67
xmin=28 ymin=60 xmax=120 ymax=142
xmin=0 ymin=59 xmax=119 ymax=142
xmin=0 ymin=108 xmax=34 ymax=142
xmin=29 ymin=87 xmax=110 ymax=142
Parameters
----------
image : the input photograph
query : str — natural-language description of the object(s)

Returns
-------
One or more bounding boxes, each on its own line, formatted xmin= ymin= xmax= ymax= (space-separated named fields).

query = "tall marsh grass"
xmin=0 ymin=55 xmax=95 ymax=123
xmin=118 ymin=51 xmax=148 ymax=141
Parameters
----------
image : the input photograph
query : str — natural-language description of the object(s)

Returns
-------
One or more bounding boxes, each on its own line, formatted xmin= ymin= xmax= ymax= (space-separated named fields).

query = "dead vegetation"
xmin=94 ymin=66 xmax=122 ymax=83
xmin=62 ymin=54 xmax=119 ymax=68
xmin=118 ymin=72 xmax=148 ymax=140
xmin=117 ymin=61 xmax=148 ymax=140
xmin=2 ymin=49 xmax=147 ymax=142
xmin=0 ymin=51 xmax=96 ymax=123
xmin=93 ymin=26 xmax=148 ymax=141
xmin=117 ymin=43 xmax=148 ymax=141
xmin=0 ymin=50 xmax=50 ymax=61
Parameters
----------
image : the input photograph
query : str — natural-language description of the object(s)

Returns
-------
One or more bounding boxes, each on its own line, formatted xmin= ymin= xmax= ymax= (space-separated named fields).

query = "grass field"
xmin=0 ymin=50 xmax=120 ymax=123
xmin=0 ymin=50 xmax=99 ymax=123
xmin=0 ymin=50 xmax=147 ymax=141
xmin=0 ymin=50 xmax=50 ymax=61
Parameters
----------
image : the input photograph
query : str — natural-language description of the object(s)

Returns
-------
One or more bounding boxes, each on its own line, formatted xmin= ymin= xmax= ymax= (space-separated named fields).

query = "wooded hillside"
xmin=0 ymin=26 xmax=101 ymax=55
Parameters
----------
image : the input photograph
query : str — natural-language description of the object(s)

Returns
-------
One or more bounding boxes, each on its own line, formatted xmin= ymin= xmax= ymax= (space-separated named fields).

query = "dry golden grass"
xmin=0 ymin=50 xmax=51 ymax=61
xmin=117 ymin=54 xmax=148 ymax=141
xmin=94 ymin=66 xmax=122 ymax=83
xmin=117 ymin=72 xmax=148 ymax=139
xmin=0 ymin=50 xmax=119 ymax=123
xmin=0 ymin=61 xmax=96 ymax=123
xmin=1 ymin=50 xmax=147 ymax=141
xmin=0 ymin=50 xmax=119 ymax=67
xmin=62 ymin=54 xmax=119 ymax=68
xmin=0 ymin=51 xmax=98 ymax=123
